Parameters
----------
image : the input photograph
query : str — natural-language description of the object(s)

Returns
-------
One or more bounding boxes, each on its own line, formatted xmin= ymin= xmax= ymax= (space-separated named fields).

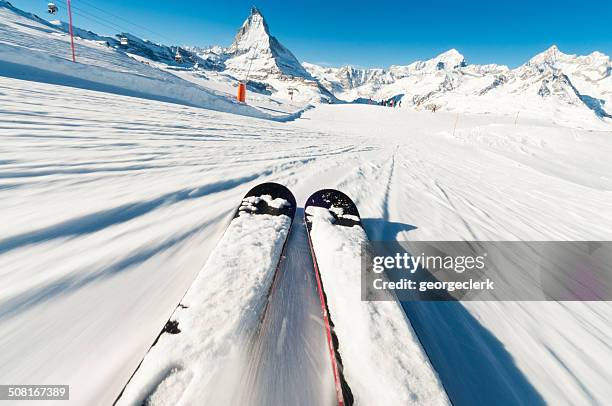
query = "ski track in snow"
xmin=1 ymin=74 xmax=612 ymax=406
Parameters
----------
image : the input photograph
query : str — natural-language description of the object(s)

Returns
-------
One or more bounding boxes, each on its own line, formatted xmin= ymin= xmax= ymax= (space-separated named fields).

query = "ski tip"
xmin=244 ymin=182 xmax=297 ymax=208
xmin=305 ymin=189 xmax=361 ymax=218
xmin=304 ymin=189 xmax=362 ymax=229
xmin=237 ymin=182 xmax=297 ymax=219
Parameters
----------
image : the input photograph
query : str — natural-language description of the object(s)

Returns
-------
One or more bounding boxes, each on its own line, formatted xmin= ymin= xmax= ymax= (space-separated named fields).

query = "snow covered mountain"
xmin=225 ymin=7 xmax=311 ymax=80
xmin=220 ymin=7 xmax=335 ymax=102
xmin=2 ymin=0 xmax=608 ymax=118
xmin=0 ymin=1 xmax=320 ymax=120
xmin=525 ymin=45 xmax=611 ymax=118
xmin=187 ymin=7 xmax=336 ymax=103
xmin=0 ymin=0 xmax=204 ymax=69
xmin=303 ymin=49 xmax=473 ymax=97
xmin=0 ymin=1 xmax=334 ymax=104
xmin=304 ymin=46 xmax=612 ymax=125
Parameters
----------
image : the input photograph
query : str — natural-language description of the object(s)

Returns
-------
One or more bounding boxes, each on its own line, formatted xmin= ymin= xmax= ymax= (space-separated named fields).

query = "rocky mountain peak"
xmin=225 ymin=7 xmax=311 ymax=79
xmin=529 ymin=45 xmax=565 ymax=66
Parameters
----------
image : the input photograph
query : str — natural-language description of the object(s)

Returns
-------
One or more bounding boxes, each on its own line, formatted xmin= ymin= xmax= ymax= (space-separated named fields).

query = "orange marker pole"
xmin=237 ymin=82 xmax=246 ymax=103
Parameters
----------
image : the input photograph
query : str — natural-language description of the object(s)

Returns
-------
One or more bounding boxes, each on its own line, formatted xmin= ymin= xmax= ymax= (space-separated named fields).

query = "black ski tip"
xmin=235 ymin=182 xmax=296 ymax=219
xmin=305 ymin=189 xmax=361 ymax=217
xmin=304 ymin=189 xmax=361 ymax=227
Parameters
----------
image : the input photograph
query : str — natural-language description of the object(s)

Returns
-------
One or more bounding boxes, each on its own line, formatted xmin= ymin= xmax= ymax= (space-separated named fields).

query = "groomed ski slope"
xmin=1 ymin=74 xmax=612 ymax=406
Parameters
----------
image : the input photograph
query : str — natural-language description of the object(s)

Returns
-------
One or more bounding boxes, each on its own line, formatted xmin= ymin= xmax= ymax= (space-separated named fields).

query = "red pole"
xmin=67 ymin=0 xmax=76 ymax=62
xmin=237 ymin=82 xmax=246 ymax=103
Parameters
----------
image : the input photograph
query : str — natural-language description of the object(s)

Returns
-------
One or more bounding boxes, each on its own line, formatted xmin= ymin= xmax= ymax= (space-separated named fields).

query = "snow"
xmin=116 ymin=207 xmax=292 ymax=405
xmin=306 ymin=206 xmax=336 ymax=223
xmin=304 ymin=46 xmax=612 ymax=126
xmin=235 ymin=210 xmax=337 ymax=405
xmin=298 ymin=104 xmax=612 ymax=405
xmin=221 ymin=7 xmax=335 ymax=103
xmin=0 ymin=1 xmax=313 ymax=118
xmin=306 ymin=206 xmax=450 ymax=405
xmin=1 ymin=72 xmax=612 ymax=405
xmin=0 ymin=73 xmax=348 ymax=405
xmin=240 ymin=195 xmax=290 ymax=212
xmin=1 ymin=1 xmax=612 ymax=405
xmin=225 ymin=7 xmax=311 ymax=81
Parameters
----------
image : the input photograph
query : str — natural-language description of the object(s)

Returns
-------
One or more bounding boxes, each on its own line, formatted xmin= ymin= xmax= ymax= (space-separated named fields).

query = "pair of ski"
xmin=115 ymin=182 xmax=359 ymax=406
xmin=237 ymin=183 xmax=358 ymax=406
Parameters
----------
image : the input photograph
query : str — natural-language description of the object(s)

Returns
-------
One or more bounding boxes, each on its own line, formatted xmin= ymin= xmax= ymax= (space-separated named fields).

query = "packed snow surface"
xmin=1 ymin=1 xmax=612 ymax=405
xmin=306 ymin=206 xmax=450 ymax=405
xmin=1 ymin=72 xmax=612 ymax=405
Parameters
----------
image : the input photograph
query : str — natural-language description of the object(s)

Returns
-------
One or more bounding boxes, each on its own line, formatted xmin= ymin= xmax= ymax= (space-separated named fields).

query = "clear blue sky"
xmin=12 ymin=0 xmax=612 ymax=68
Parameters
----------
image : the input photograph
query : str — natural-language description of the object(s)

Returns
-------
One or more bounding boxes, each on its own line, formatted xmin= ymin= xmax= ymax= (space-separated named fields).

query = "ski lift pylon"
xmin=47 ymin=3 xmax=58 ymax=14
xmin=287 ymin=87 xmax=299 ymax=101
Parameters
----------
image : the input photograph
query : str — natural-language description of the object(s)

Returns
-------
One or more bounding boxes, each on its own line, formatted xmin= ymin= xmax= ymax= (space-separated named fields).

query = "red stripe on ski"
xmin=306 ymin=232 xmax=345 ymax=406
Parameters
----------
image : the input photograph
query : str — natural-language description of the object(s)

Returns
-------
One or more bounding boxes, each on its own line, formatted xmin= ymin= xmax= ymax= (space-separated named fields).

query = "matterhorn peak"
xmin=229 ymin=6 xmax=271 ymax=54
xmin=224 ymin=7 xmax=311 ymax=80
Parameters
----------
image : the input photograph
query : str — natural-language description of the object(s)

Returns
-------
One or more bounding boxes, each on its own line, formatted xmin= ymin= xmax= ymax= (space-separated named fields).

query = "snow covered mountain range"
xmin=1 ymin=1 xmax=611 ymax=124
xmin=304 ymin=46 xmax=611 ymax=122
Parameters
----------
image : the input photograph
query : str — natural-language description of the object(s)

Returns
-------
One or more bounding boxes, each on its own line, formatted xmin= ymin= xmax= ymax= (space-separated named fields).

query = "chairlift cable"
xmin=245 ymin=42 xmax=259 ymax=83
xmin=52 ymin=0 xmax=182 ymax=47
xmin=53 ymin=0 xmax=132 ymax=36
xmin=76 ymin=0 xmax=178 ymax=45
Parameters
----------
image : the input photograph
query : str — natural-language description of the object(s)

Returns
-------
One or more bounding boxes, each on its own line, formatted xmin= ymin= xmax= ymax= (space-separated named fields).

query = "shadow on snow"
xmin=362 ymin=217 xmax=545 ymax=406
